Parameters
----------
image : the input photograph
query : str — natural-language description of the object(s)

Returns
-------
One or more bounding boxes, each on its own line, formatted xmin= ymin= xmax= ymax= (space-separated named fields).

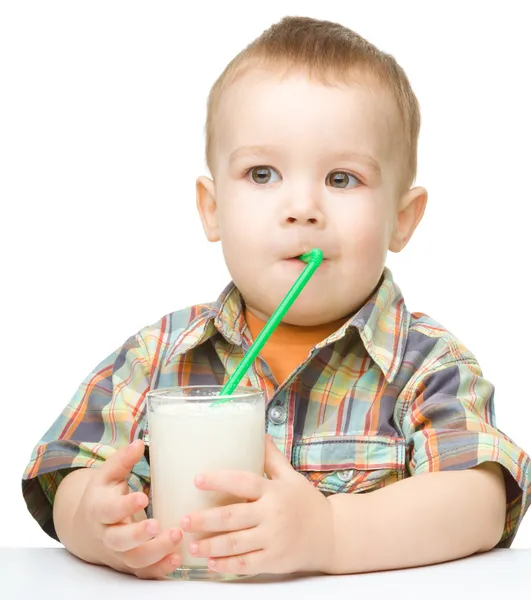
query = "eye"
xmin=326 ymin=171 xmax=360 ymax=189
xmin=246 ymin=166 xmax=281 ymax=185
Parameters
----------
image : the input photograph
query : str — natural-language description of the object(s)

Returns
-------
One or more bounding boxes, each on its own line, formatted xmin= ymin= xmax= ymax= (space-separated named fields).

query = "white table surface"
xmin=1 ymin=547 xmax=530 ymax=600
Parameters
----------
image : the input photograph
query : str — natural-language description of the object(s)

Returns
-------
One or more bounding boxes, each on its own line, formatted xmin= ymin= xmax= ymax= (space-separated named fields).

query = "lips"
xmin=282 ymin=256 xmax=329 ymax=267
xmin=284 ymin=251 xmax=327 ymax=260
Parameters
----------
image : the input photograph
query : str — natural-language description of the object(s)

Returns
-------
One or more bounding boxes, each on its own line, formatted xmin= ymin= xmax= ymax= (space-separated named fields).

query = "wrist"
xmin=311 ymin=495 xmax=340 ymax=574
xmin=322 ymin=493 xmax=365 ymax=575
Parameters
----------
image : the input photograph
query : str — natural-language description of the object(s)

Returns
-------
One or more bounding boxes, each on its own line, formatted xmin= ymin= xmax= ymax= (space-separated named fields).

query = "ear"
xmin=196 ymin=176 xmax=220 ymax=242
xmin=389 ymin=186 xmax=428 ymax=253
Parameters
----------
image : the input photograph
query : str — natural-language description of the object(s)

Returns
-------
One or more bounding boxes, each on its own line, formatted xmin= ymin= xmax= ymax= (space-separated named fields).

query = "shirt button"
xmin=337 ymin=469 xmax=354 ymax=482
xmin=268 ymin=405 xmax=287 ymax=425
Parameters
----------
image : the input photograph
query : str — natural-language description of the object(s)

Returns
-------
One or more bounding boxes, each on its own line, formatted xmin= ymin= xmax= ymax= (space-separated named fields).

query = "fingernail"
xmin=208 ymin=559 xmax=217 ymax=571
xmin=170 ymin=529 xmax=181 ymax=543
xmin=189 ymin=543 xmax=198 ymax=555
xmin=195 ymin=475 xmax=205 ymax=487
xmin=181 ymin=516 xmax=191 ymax=530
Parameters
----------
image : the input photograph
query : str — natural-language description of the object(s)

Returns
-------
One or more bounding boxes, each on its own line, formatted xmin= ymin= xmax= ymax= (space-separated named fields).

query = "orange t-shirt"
xmin=244 ymin=307 xmax=351 ymax=385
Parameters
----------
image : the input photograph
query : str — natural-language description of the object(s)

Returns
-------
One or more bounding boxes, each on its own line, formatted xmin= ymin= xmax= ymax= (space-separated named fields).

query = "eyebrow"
xmin=325 ymin=150 xmax=382 ymax=176
xmin=228 ymin=145 xmax=282 ymax=164
xmin=228 ymin=145 xmax=381 ymax=176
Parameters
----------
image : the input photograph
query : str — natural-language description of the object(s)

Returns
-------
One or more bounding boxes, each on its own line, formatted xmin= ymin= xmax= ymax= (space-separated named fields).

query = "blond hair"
xmin=205 ymin=16 xmax=420 ymax=191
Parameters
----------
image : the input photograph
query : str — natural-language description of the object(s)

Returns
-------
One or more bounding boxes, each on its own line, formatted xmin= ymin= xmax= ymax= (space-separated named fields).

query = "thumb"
xmin=264 ymin=434 xmax=293 ymax=479
xmin=96 ymin=439 xmax=144 ymax=485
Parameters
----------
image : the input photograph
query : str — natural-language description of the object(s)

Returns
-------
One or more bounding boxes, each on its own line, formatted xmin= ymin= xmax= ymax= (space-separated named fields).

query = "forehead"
xmin=214 ymin=66 xmax=401 ymax=168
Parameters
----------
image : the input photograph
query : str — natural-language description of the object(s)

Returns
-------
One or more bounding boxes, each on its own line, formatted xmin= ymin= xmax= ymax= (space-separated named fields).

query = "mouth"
xmin=285 ymin=256 xmax=324 ymax=261
xmin=284 ymin=252 xmax=328 ymax=260
xmin=284 ymin=257 xmax=304 ymax=264
xmin=282 ymin=256 xmax=329 ymax=267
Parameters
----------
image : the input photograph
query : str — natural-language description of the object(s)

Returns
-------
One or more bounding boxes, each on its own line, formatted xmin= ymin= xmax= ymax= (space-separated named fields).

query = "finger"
xmin=95 ymin=439 xmax=145 ymax=485
xmin=208 ymin=550 xmax=265 ymax=575
xmin=264 ymin=434 xmax=292 ymax=479
xmin=122 ymin=528 xmax=183 ymax=570
xmin=181 ymin=502 xmax=259 ymax=533
xmin=98 ymin=491 xmax=148 ymax=525
xmin=190 ymin=528 xmax=262 ymax=559
xmin=134 ymin=553 xmax=182 ymax=580
xmin=195 ymin=470 xmax=265 ymax=501
xmin=102 ymin=519 xmax=160 ymax=552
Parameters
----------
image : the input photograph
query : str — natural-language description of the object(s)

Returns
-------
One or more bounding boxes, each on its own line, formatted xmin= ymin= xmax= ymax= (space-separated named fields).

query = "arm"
xmin=22 ymin=325 xmax=186 ymax=579
xmin=326 ymin=462 xmax=506 ymax=574
xmin=22 ymin=332 xmax=152 ymax=542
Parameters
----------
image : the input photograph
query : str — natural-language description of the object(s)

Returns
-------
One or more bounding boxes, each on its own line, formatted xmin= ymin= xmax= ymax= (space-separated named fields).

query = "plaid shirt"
xmin=22 ymin=268 xmax=531 ymax=545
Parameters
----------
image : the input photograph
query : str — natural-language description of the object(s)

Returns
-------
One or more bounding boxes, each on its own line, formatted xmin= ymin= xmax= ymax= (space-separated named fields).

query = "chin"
xmin=237 ymin=268 xmax=351 ymax=325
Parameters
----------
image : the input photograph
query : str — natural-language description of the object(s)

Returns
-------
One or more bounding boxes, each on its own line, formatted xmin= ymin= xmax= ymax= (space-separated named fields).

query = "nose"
xmin=282 ymin=193 xmax=325 ymax=227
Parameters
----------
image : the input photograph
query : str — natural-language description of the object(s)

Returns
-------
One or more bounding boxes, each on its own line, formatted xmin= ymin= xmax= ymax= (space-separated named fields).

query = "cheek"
xmin=219 ymin=206 xmax=264 ymax=246
xmin=337 ymin=200 xmax=391 ymax=255
xmin=217 ymin=183 xmax=273 ymax=247
xmin=217 ymin=195 xmax=267 ymax=280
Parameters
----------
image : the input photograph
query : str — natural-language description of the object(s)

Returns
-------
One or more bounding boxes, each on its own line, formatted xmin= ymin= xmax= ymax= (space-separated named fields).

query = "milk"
xmin=148 ymin=395 xmax=265 ymax=569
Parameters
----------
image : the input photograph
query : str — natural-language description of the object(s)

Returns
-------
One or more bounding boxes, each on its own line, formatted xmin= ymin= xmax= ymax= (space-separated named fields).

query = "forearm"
xmin=53 ymin=469 xmax=132 ymax=573
xmin=326 ymin=463 xmax=506 ymax=574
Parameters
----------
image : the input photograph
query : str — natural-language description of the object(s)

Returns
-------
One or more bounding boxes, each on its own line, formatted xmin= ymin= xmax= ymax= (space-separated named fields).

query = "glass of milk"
xmin=146 ymin=385 xmax=265 ymax=581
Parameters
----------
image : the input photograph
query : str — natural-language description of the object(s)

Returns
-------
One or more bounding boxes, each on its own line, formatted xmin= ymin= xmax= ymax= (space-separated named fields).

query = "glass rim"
xmin=146 ymin=384 xmax=264 ymax=401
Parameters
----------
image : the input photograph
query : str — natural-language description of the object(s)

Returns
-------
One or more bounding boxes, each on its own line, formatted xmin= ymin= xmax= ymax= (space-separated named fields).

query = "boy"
xmin=22 ymin=16 xmax=530 ymax=578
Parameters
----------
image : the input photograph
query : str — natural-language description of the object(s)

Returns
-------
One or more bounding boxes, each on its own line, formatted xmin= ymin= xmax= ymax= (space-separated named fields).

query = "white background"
xmin=1 ymin=0 xmax=530 ymax=549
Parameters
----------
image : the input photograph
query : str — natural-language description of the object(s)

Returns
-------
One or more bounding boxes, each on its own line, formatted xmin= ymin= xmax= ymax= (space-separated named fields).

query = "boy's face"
xmin=197 ymin=67 xmax=426 ymax=326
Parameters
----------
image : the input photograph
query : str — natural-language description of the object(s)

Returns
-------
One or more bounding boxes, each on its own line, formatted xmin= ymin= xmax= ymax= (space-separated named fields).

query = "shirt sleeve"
xmin=21 ymin=332 xmax=152 ymax=541
xmin=398 ymin=360 xmax=531 ymax=547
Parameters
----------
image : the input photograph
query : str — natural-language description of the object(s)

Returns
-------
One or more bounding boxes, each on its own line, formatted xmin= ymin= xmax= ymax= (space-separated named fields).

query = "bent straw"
xmin=212 ymin=248 xmax=323 ymax=405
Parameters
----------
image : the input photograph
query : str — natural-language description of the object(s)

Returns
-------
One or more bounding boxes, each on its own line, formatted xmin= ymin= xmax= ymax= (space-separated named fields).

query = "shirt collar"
xmin=345 ymin=268 xmax=410 ymax=383
xmin=171 ymin=267 xmax=410 ymax=384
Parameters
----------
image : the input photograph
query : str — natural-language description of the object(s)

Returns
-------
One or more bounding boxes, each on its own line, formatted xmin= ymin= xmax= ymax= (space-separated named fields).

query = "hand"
xmin=180 ymin=435 xmax=335 ymax=575
xmin=74 ymin=439 xmax=183 ymax=579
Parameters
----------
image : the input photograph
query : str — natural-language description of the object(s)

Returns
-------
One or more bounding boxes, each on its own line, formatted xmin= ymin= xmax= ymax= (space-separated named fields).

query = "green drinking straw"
xmin=212 ymin=248 xmax=323 ymax=405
